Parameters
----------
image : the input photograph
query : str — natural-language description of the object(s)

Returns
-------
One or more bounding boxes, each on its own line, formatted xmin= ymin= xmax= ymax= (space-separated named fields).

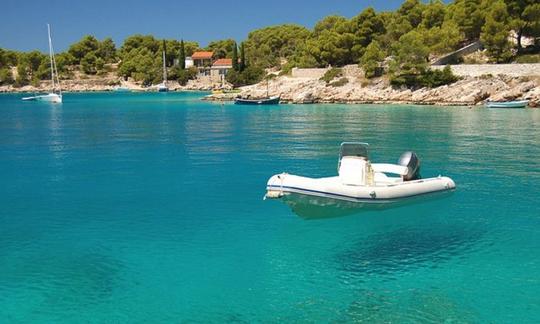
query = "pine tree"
xmin=239 ymin=42 xmax=246 ymax=71
xmin=361 ymin=40 xmax=385 ymax=78
xmin=179 ymin=39 xmax=186 ymax=70
xmin=232 ymin=42 xmax=239 ymax=71
xmin=481 ymin=0 xmax=512 ymax=63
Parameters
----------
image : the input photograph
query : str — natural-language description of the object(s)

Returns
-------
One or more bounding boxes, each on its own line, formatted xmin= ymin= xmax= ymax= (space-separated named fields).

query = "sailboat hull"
xmin=234 ymin=96 xmax=280 ymax=105
xmin=22 ymin=93 xmax=62 ymax=103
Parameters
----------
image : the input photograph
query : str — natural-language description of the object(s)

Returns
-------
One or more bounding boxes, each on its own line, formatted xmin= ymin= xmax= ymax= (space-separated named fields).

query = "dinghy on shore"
xmin=265 ymin=142 xmax=455 ymax=209
xmin=486 ymin=100 xmax=528 ymax=108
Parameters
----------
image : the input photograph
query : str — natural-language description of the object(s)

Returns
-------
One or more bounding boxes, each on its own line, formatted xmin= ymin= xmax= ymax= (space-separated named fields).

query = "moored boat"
xmin=265 ymin=142 xmax=455 ymax=209
xmin=157 ymin=42 xmax=169 ymax=92
xmin=22 ymin=24 xmax=62 ymax=103
xmin=234 ymin=95 xmax=280 ymax=105
xmin=486 ymin=100 xmax=528 ymax=108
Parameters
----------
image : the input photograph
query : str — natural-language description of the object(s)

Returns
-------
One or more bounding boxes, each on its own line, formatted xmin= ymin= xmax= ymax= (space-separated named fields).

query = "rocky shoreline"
xmin=208 ymin=65 xmax=540 ymax=107
xmin=2 ymin=65 xmax=539 ymax=107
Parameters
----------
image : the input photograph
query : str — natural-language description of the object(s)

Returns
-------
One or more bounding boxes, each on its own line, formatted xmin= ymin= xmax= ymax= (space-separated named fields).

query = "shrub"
xmin=0 ymin=68 xmax=14 ymax=85
xmin=174 ymin=66 xmax=198 ymax=86
xmin=329 ymin=77 xmax=349 ymax=87
xmin=390 ymin=65 xmax=459 ymax=88
xmin=320 ymin=67 xmax=342 ymax=83
xmin=514 ymin=54 xmax=540 ymax=64
xmin=226 ymin=65 xmax=265 ymax=87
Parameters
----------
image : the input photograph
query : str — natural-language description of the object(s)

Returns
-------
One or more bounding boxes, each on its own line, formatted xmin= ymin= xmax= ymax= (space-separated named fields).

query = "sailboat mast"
xmin=47 ymin=24 xmax=55 ymax=90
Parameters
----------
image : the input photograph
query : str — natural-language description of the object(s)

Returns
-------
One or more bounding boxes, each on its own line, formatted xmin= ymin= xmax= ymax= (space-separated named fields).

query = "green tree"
xmin=361 ymin=40 xmax=385 ymax=78
xmin=505 ymin=0 xmax=540 ymax=51
xmin=423 ymin=20 xmax=463 ymax=56
xmin=232 ymin=42 xmax=239 ymax=71
xmin=350 ymin=8 xmax=385 ymax=58
xmin=447 ymin=0 xmax=485 ymax=41
xmin=226 ymin=65 xmax=264 ymax=87
xmin=305 ymin=18 xmax=357 ymax=67
xmin=81 ymin=52 xmax=98 ymax=74
xmin=0 ymin=48 xmax=19 ymax=68
xmin=243 ymin=24 xmax=311 ymax=68
xmin=390 ymin=30 xmax=430 ymax=85
xmin=239 ymin=42 xmax=246 ymax=71
xmin=384 ymin=17 xmax=412 ymax=46
xmin=97 ymin=37 xmax=116 ymax=62
xmin=398 ymin=0 xmax=425 ymax=28
xmin=206 ymin=39 xmax=236 ymax=59
xmin=179 ymin=40 xmax=186 ymax=70
xmin=68 ymin=35 xmax=100 ymax=64
xmin=481 ymin=0 xmax=513 ymax=62
xmin=15 ymin=62 xmax=29 ymax=87
xmin=0 ymin=68 xmax=14 ymax=85
xmin=170 ymin=66 xmax=197 ymax=85
xmin=421 ymin=0 xmax=446 ymax=29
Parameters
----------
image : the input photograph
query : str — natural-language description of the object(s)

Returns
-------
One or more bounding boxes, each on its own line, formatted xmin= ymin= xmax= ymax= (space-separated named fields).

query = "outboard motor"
xmin=398 ymin=151 xmax=421 ymax=181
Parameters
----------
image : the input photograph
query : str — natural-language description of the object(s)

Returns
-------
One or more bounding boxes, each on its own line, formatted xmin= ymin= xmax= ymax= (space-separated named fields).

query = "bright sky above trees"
xmin=2 ymin=0 xmax=408 ymax=51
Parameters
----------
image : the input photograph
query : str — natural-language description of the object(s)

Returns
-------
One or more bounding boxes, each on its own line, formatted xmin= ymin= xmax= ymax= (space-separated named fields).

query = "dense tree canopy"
xmin=243 ymin=24 xmax=311 ymax=68
xmin=2 ymin=0 xmax=540 ymax=88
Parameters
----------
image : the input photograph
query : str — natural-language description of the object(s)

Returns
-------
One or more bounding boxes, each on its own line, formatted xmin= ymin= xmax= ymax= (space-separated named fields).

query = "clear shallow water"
xmin=1 ymin=92 xmax=539 ymax=322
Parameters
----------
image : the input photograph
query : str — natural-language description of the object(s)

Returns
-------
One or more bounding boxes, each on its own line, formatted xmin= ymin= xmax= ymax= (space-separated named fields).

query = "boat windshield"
xmin=339 ymin=142 xmax=369 ymax=160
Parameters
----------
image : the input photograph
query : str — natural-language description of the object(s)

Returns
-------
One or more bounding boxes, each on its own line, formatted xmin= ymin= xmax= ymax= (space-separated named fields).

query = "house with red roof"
xmin=187 ymin=51 xmax=234 ymax=85
xmin=192 ymin=51 xmax=214 ymax=68
xmin=211 ymin=58 xmax=233 ymax=78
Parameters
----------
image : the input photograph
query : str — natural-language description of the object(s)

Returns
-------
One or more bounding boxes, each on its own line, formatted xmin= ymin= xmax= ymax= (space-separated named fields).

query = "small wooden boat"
xmin=234 ymin=95 xmax=280 ymax=105
xmin=486 ymin=100 xmax=528 ymax=108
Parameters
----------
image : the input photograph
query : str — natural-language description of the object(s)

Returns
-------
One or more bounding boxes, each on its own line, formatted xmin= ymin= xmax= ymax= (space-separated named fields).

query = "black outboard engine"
xmin=398 ymin=151 xmax=421 ymax=181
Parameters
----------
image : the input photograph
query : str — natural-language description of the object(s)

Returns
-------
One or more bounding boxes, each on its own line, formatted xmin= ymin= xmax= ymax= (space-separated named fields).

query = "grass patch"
xmin=514 ymin=54 xmax=540 ymax=64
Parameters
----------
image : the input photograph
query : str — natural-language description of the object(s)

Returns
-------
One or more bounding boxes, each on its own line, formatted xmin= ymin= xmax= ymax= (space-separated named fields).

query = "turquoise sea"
xmin=1 ymin=92 xmax=539 ymax=322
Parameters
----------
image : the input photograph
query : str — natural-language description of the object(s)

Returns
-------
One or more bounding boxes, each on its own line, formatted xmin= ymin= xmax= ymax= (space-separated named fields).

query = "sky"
xmin=2 ymin=0 xmax=407 ymax=52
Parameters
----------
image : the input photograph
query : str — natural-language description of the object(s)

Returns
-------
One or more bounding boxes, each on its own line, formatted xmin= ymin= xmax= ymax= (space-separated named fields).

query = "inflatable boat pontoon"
xmin=265 ymin=143 xmax=455 ymax=207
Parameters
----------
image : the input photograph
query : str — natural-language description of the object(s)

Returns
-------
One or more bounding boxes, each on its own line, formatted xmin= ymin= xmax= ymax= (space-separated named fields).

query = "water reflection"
xmin=335 ymin=225 xmax=483 ymax=276
xmin=280 ymin=191 xmax=455 ymax=220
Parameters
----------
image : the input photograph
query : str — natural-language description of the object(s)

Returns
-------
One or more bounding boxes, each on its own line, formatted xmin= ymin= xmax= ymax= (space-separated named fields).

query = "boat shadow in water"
xmin=334 ymin=225 xmax=484 ymax=277
xmin=281 ymin=190 xmax=455 ymax=220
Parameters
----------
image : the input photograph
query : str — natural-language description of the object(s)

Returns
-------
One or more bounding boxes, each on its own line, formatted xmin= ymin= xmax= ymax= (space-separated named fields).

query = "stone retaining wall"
xmin=291 ymin=67 xmax=329 ymax=78
xmin=432 ymin=64 xmax=540 ymax=77
xmin=292 ymin=64 xmax=540 ymax=79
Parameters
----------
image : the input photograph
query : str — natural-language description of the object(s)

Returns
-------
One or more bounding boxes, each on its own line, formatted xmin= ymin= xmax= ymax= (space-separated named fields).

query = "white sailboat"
xmin=157 ymin=48 xmax=169 ymax=92
xmin=22 ymin=24 xmax=62 ymax=103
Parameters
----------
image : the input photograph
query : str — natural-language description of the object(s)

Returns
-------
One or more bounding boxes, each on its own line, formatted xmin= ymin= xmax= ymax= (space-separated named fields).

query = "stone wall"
xmin=291 ymin=67 xmax=329 ymax=78
xmin=431 ymin=41 xmax=483 ymax=65
xmin=291 ymin=65 xmax=364 ymax=79
xmin=432 ymin=64 xmax=540 ymax=77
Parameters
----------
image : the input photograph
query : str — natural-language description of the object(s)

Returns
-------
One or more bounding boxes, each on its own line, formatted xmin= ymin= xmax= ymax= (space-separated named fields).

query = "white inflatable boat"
xmin=265 ymin=143 xmax=455 ymax=208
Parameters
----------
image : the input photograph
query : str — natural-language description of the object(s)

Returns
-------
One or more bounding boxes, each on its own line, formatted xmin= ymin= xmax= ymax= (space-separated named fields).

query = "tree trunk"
xmin=517 ymin=28 xmax=523 ymax=53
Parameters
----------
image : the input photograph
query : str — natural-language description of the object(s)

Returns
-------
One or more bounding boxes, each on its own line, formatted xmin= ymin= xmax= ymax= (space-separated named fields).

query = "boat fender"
xmin=370 ymin=191 xmax=376 ymax=198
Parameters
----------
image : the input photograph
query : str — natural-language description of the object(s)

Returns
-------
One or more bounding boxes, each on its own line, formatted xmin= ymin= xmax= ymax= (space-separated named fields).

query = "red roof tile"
xmin=192 ymin=51 xmax=213 ymax=60
xmin=212 ymin=58 xmax=232 ymax=67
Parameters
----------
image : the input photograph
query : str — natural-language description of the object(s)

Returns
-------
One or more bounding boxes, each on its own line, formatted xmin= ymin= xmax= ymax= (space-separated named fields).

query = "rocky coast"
xmin=208 ymin=64 xmax=540 ymax=107
xmin=3 ymin=64 xmax=539 ymax=107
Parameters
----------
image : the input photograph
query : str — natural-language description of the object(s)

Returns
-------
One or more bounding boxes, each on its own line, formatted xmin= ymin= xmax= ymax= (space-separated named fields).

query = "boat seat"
xmin=374 ymin=172 xmax=403 ymax=184
xmin=371 ymin=163 xmax=408 ymax=176
xmin=339 ymin=156 xmax=368 ymax=186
